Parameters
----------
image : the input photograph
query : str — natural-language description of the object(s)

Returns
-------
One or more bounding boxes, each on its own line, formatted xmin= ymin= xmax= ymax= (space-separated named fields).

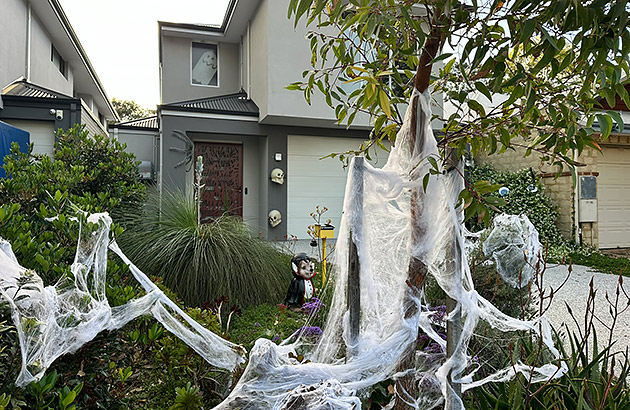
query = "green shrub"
xmin=0 ymin=124 xmax=147 ymax=407
xmin=467 ymin=164 xmax=566 ymax=246
xmin=0 ymin=125 xmax=146 ymax=282
xmin=118 ymin=188 xmax=292 ymax=308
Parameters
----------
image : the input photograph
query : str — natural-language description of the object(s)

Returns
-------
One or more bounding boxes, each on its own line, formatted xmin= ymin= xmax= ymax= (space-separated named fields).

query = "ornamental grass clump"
xmin=118 ymin=188 xmax=291 ymax=308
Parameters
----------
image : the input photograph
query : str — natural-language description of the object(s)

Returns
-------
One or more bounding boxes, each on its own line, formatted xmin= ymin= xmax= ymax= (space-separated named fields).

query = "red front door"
xmin=194 ymin=142 xmax=243 ymax=221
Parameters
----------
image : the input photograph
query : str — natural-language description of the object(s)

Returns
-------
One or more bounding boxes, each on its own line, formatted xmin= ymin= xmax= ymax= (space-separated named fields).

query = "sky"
xmin=58 ymin=0 xmax=230 ymax=109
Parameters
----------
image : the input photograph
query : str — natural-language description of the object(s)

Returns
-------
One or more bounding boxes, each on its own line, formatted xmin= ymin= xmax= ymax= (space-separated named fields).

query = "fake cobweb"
xmin=213 ymin=90 xmax=566 ymax=409
xmin=0 ymin=213 xmax=245 ymax=387
xmin=0 ymin=90 xmax=566 ymax=408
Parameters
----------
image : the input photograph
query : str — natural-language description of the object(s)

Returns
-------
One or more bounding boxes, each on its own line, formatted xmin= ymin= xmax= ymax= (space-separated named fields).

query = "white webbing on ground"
xmin=215 ymin=90 xmax=566 ymax=409
xmin=0 ymin=213 xmax=245 ymax=387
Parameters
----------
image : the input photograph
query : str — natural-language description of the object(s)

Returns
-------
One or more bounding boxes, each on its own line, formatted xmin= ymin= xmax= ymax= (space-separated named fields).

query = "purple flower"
xmin=301 ymin=298 xmax=325 ymax=316
xmin=423 ymin=342 xmax=444 ymax=354
xmin=254 ymin=322 xmax=262 ymax=327
xmin=272 ymin=334 xmax=281 ymax=343
xmin=298 ymin=326 xmax=323 ymax=338
xmin=418 ymin=333 xmax=430 ymax=344
xmin=428 ymin=305 xmax=447 ymax=323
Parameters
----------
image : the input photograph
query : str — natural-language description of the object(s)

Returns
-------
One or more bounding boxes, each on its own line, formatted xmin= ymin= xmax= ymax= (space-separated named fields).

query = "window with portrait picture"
xmin=191 ymin=42 xmax=218 ymax=87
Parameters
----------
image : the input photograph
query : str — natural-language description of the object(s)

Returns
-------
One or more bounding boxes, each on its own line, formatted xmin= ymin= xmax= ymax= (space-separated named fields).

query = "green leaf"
xmin=607 ymin=110 xmax=624 ymax=133
xmin=597 ymin=114 xmax=613 ymax=139
xmin=474 ymin=82 xmax=492 ymax=101
xmin=430 ymin=52 xmax=453 ymax=64
xmin=468 ymin=100 xmax=487 ymax=117
xmin=520 ymin=19 xmax=537 ymax=43
xmin=378 ymin=89 xmax=392 ymax=119
xmin=422 ymin=173 xmax=430 ymax=192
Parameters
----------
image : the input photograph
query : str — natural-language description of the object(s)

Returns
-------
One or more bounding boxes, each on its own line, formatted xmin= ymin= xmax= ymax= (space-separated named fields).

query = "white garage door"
xmin=598 ymin=147 xmax=630 ymax=248
xmin=4 ymin=120 xmax=55 ymax=156
xmin=287 ymin=135 xmax=389 ymax=238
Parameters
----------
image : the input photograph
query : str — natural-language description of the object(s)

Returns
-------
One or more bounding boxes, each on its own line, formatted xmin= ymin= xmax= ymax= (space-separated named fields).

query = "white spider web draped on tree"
xmin=0 ymin=89 xmax=566 ymax=409
xmin=213 ymin=89 xmax=566 ymax=409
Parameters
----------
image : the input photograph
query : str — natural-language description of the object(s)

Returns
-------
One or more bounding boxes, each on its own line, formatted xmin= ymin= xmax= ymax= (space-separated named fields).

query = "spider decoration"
xmin=169 ymin=130 xmax=194 ymax=170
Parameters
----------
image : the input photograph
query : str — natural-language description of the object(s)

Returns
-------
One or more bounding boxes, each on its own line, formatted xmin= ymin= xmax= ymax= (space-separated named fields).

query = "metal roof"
xmin=2 ymin=79 xmax=74 ymax=99
xmin=110 ymin=116 xmax=159 ymax=130
xmin=161 ymin=91 xmax=259 ymax=116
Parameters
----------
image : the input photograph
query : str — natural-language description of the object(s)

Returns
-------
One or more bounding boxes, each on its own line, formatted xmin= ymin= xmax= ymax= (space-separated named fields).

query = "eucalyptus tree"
xmin=287 ymin=1 xmax=630 ymax=408
xmin=288 ymin=0 xmax=630 ymax=216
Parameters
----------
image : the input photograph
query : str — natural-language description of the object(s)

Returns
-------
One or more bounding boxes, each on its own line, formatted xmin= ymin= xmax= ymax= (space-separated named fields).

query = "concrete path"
xmin=542 ymin=264 xmax=630 ymax=361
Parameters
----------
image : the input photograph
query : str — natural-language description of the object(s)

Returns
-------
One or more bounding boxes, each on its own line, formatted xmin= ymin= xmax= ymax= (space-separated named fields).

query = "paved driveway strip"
xmin=542 ymin=264 xmax=630 ymax=365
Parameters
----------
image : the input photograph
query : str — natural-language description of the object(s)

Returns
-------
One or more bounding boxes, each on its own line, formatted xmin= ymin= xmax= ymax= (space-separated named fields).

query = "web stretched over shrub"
xmin=0 ymin=213 xmax=245 ymax=387
xmin=0 ymin=90 xmax=566 ymax=408
xmin=213 ymin=90 xmax=566 ymax=409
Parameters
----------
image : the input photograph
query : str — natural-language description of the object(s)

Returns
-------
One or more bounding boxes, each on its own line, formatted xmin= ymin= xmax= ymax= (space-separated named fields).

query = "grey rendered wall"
xmin=248 ymin=0 xmax=269 ymax=119
xmin=29 ymin=13 xmax=74 ymax=97
xmin=161 ymin=36 xmax=240 ymax=104
xmin=0 ymin=0 xmax=27 ymax=89
xmin=116 ymin=130 xmax=158 ymax=165
xmin=160 ymin=112 xmax=370 ymax=239
xmin=265 ymin=0 xmax=334 ymax=122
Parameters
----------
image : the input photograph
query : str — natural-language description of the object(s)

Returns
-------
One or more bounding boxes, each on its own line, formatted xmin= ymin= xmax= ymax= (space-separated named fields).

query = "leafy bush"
xmin=0 ymin=125 xmax=145 ymax=282
xmin=0 ymin=124 xmax=149 ymax=408
xmin=118 ymin=188 xmax=292 ymax=308
xmin=467 ymin=164 xmax=565 ymax=246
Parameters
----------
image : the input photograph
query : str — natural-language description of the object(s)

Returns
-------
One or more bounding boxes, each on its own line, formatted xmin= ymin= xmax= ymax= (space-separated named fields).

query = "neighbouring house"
xmin=0 ymin=0 xmax=118 ymax=160
xmin=154 ymin=0 xmax=400 ymax=242
xmin=476 ymin=86 xmax=630 ymax=249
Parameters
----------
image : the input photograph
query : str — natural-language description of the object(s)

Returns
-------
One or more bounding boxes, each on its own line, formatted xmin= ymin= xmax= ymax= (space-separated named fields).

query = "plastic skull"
xmin=268 ymin=210 xmax=282 ymax=227
xmin=270 ymin=168 xmax=285 ymax=184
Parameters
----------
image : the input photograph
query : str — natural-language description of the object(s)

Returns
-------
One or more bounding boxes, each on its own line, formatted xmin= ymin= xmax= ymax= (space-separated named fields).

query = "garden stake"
xmin=347 ymin=156 xmax=364 ymax=358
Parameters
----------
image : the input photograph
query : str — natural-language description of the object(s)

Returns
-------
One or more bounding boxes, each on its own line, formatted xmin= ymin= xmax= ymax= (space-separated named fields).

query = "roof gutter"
xmin=48 ymin=0 xmax=119 ymax=121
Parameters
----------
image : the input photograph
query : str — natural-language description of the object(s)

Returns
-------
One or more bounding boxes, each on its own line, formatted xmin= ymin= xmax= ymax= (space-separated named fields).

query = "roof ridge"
xmin=164 ymin=90 xmax=249 ymax=106
xmin=117 ymin=115 xmax=158 ymax=125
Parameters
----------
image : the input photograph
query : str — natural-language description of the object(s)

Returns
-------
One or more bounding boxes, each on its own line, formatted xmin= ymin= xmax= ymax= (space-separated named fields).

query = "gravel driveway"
xmin=542 ymin=264 xmax=630 ymax=361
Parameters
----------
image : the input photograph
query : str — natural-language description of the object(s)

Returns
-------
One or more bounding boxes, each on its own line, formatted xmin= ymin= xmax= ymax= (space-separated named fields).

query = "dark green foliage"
xmin=52 ymin=126 xmax=145 ymax=221
xmin=0 ymin=125 xmax=145 ymax=282
xmin=467 ymin=164 xmax=565 ymax=246
xmin=118 ymin=189 xmax=292 ymax=308
xmin=169 ymin=382 xmax=203 ymax=410
xmin=569 ymin=251 xmax=630 ymax=277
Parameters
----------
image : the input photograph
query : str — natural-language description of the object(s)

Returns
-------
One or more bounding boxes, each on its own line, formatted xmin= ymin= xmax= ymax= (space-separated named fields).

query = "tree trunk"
xmin=393 ymin=10 xmax=445 ymax=409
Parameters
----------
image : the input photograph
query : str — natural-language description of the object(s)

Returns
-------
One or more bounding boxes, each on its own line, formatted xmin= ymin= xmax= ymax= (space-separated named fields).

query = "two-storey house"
xmin=0 ymin=0 xmax=118 ymax=160
xmin=156 ymin=0 xmax=395 ymax=241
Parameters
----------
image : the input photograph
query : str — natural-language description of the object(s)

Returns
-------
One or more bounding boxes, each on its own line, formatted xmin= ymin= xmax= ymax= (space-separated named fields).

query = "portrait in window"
xmin=191 ymin=42 xmax=218 ymax=87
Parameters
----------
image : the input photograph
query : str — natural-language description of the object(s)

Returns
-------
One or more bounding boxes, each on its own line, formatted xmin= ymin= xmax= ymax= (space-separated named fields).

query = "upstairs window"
xmin=191 ymin=42 xmax=218 ymax=87
xmin=51 ymin=45 xmax=66 ymax=78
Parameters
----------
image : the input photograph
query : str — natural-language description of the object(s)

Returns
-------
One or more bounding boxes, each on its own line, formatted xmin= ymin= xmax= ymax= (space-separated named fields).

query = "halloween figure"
xmin=284 ymin=253 xmax=316 ymax=309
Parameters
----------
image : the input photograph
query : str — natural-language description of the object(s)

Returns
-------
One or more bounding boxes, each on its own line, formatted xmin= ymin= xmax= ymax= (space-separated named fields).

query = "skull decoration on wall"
xmin=268 ymin=210 xmax=282 ymax=227
xmin=270 ymin=168 xmax=285 ymax=185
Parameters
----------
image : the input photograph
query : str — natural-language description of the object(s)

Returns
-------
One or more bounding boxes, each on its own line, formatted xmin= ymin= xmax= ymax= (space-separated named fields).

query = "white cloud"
xmin=58 ymin=0 xmax=230 ymax=109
